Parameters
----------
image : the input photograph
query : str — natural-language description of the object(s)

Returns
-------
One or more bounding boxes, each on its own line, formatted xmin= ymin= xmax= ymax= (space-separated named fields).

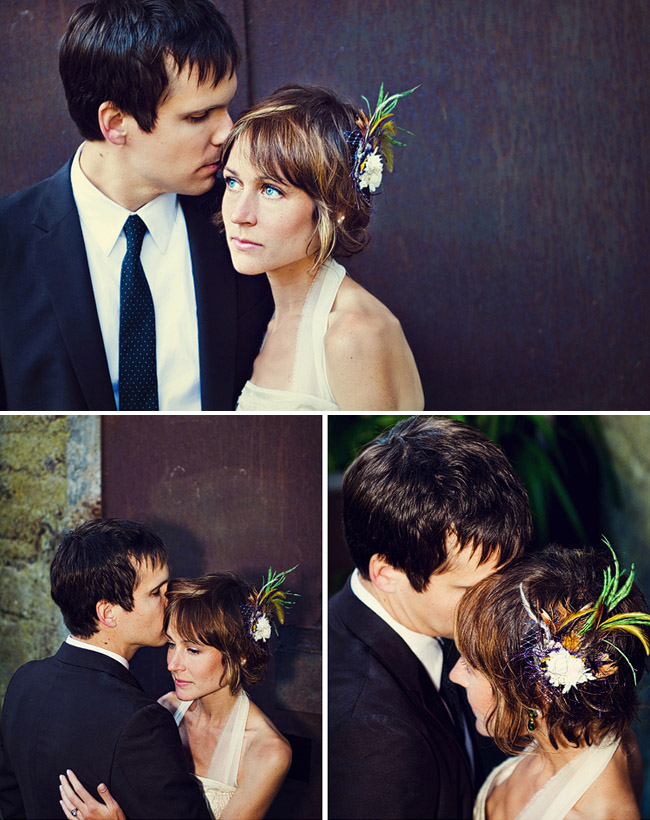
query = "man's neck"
xmin=79 ymin=141 xmax=158 ymax=212
xmin=68 ymin=632 xmax=134 ymax=662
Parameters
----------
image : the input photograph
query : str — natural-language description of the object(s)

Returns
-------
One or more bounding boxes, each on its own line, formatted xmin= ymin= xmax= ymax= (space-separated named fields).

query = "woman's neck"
xmin=265 ymin=259 xmax=318 ymax=322
xmin=531 ymin=730 xmax=586 ymax=777
xmin=191 ymin=685 xmax=238 ymax=726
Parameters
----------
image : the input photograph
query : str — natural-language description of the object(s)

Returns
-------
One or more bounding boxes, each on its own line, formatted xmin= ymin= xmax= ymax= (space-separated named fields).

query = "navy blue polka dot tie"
xmin=118 ymin=214 xmax=159 ymax=410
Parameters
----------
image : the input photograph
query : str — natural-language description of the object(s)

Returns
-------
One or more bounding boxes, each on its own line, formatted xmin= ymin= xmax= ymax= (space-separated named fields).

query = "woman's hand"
xmin=59 ymin=770 xmax=125 ymax=820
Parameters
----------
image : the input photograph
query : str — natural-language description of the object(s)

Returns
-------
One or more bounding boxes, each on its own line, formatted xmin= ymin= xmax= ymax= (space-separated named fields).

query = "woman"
xmin=451 ymin=542 xmax=648 ymax=820
xmin=59 ymin=570 xmax=294 ymax=820
xmin=220 ymin=83 xmax=424 ymax=411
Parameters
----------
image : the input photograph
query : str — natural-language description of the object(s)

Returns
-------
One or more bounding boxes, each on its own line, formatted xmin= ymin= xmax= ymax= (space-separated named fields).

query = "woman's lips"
xmin=174 ymin=678 xmax=192 ymax=687
xmin=230 ymin=236 xmax=262 ymax=251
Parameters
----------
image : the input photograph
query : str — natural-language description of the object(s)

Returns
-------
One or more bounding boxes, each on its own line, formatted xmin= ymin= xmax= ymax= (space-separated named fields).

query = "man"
xmin=328 ymin=416 xmax=533 ymax=819
xmin=0 ymin=519 xmax=210 ymax=819
xmin=0 ymin=0 xmax=271 ymax=410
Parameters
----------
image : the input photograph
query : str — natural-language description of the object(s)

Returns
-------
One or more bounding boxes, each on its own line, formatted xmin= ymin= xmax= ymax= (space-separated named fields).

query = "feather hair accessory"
xmin=345 ymin=83 xmax=419 ymax=199
xmin=242 ymin=565 xmax=299 ymax=643
xmin=519 ymin=538 xmax=650 ymax=692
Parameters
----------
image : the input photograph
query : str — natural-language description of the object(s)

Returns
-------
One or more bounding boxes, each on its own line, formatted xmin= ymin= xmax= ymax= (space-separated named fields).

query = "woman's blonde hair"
xmin=218 ymin=84 xmax=372 ymax=273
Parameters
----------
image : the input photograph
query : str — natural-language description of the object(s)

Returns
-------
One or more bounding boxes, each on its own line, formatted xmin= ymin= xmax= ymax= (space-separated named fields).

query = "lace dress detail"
xmin=236 ymin=258 xmax=345 ymax=410
xmin=473 ymin=735 xmax=620 ymax=820
xmin=174 ymin=690 xmax=250 ymax=819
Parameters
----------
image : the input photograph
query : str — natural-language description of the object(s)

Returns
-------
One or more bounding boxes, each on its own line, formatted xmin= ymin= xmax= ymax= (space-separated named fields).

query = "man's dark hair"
xmin=343 ymin=416 xmax=533 ymax=591
xmin=50 ymin=518 xmax=168 ymax=637
xmin=59 ymin=0 xmax=241 ymax=141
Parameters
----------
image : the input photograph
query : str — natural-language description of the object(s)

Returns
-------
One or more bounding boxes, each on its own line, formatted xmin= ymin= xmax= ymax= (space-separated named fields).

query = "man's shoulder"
xmin=0 ymin=161 xmax=74 ymax=236
xmin=1 ymin=162 xmax=71 ymax=208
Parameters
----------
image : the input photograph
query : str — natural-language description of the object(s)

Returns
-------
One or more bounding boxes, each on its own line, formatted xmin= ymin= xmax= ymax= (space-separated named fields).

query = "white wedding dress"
xmin=473 ymin=735 xmax=620 ymax=820
xmin=174 ymin=690 xmax=250 ymax=819
xmin=235 ymin=258 xmax=345 ymax=410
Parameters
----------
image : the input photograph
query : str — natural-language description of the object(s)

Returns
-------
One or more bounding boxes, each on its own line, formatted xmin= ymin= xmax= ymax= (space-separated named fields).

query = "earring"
xmin=337 ymin=215 xmax=345 ymax=224
xmin=527 ymin=708 xmax=537 ymax=732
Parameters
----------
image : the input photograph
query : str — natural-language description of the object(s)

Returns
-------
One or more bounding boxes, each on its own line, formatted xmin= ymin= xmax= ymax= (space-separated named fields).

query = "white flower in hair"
xmin=541 ymin=640 xmax=596 ymax=694
xmin=252 ymin=614 xmax=272 ymax=642
xmin=358 ymin=149 xmax=383 ymax=192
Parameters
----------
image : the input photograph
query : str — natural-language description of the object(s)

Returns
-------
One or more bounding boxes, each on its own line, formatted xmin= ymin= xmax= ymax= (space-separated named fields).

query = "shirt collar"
xmin=70 ymin=142 xmax=178 ymax=256
xmin=65 ymin=634 xmax=130 ymax=670
xmin=350 ymin=569 xmax=443 ymax=689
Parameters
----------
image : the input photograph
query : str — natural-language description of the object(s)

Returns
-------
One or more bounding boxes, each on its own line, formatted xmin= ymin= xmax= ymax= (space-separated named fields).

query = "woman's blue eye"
xmin=263 ymin=185 xmax=282 ymax=198
xmin=226 ymin=177 xmax=238 ymax=189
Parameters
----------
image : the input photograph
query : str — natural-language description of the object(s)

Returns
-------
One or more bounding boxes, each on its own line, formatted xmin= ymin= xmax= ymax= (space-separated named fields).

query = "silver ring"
xmin=71 ymin=810 xmax=77 ymax=817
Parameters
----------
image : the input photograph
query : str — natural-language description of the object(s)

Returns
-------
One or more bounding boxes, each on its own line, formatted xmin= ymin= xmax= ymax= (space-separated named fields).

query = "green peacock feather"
xmin=357 ymin=84 xmax=419 ymax=173
xmin=252 ymin=565 xmax=299 ymax=632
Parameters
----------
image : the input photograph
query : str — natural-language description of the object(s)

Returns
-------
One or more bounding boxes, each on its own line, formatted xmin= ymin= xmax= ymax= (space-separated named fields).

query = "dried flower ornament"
xmin=519 ymin=537 xmax=650 ymax=693
xmin=242 ymin=565 xmax=299 ymax=643
xmin=345 ymin=84 xmax=419 ymax=199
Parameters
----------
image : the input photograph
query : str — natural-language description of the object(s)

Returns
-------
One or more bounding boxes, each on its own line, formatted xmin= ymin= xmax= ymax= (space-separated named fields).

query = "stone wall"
xmin=0 ymin=416 xmax=101 ymax=704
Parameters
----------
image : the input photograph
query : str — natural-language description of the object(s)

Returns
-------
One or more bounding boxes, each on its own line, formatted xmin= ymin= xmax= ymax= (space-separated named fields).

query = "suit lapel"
xmin=337 ymin=579 xmax=474 ymax=781
xmin=33 ymin=161 xmax=115 ymax=409
xmin=181 ymin=187 xmax=237 ymax=410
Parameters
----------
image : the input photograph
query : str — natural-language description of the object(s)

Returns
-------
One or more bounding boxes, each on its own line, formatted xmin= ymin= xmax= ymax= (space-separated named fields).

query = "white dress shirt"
xmin=65 ymin=634 xmax=129 ymax=670
xmin=70 ymin=143 xmax=201 ymax=410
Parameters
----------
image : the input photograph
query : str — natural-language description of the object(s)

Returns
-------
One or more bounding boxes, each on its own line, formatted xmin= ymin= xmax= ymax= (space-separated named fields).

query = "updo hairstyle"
xmin=455 ymin=544 xmax=648 ymax=754
xmin=164 ymin=571 xmax=270 ymax=694
xmin=219 ymin=84 xmax=372 ymax=272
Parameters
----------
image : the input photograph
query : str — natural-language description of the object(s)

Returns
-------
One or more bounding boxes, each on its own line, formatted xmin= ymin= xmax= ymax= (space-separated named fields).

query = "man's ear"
xmin=96 ymin=599 xmax=118 ymax=628
xmin=368 ymin=554 xmax=402 ymax=593
xmin=97 ymin=102 xmax=128 ymax=145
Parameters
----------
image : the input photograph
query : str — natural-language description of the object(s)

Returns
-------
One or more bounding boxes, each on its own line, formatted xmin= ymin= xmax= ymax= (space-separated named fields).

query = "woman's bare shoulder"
xmin=568 ymin=732 xmax=642 ymax=820
xmin=244 ymin=699 xmax=292 ymax=771
xmin=325 ymin=276 xmax=411 ymax=374
xmin=324 ymin=274 xmax=424 ymax=410
xmin=328 ymin=275 xmax=402 ymax=339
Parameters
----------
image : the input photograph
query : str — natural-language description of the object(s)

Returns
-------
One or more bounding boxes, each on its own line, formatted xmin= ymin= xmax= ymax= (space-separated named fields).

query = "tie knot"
xmin=123 ymin=214 xmax=148 ymax=253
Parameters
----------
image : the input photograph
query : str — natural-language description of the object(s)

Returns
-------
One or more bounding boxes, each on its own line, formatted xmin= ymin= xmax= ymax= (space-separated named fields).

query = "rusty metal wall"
xmin=101 ymin=414 xmax=321 ymax=819
xmin=1 ymin=1 xmax=649 ymax=409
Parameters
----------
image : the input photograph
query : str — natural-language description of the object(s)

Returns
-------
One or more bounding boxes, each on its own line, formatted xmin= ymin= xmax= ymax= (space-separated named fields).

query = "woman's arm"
xmin=219 ymin=733 xmax=292 ymax=820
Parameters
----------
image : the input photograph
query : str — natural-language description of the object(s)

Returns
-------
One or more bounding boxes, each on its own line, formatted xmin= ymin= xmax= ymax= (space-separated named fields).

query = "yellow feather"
xmin=600 ymin=621 xmax=650 ymax=654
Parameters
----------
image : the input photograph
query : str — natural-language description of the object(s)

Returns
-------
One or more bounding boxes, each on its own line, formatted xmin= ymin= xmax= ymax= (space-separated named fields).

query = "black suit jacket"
xmin=328 ymin=579 xmax=478 ymax=820
xmin=0 ymin=160 xmax=272 ymax=410
xmin=0 ymin=643 xmax=210 ymax=820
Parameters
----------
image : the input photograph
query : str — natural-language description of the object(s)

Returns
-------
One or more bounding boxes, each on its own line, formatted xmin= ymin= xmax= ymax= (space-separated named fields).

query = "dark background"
xmin=102 ymin=415 xmax=322 ymax=820
xmin=1 ymin=0 xmax=648 ymax=408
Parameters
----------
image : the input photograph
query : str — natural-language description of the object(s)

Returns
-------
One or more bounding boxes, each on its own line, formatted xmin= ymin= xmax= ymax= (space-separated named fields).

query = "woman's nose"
xmin=228 ymin=192 xmax=257 ymax=226
xmin=449 ymin=658 xmax=465 ymax=686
